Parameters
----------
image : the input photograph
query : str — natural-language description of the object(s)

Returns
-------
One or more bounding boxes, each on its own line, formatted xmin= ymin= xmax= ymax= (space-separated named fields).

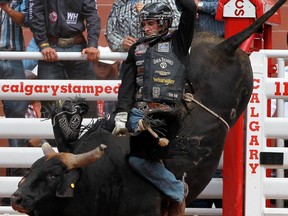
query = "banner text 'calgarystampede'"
xmin=0 ymin=81 xmax=121 ymax=96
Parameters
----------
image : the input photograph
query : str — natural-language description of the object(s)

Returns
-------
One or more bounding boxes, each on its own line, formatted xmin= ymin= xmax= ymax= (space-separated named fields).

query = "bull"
xmin=11 ymin=0 xmax=286 ymax=215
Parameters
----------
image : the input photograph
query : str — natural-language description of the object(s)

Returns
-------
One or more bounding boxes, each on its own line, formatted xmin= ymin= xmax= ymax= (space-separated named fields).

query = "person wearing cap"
xmin=105 ymin=0 xmax=180 ymax=52
xmin=94 ymin=46 xmax=119 ymax=80
xmin=194 ymin=0 xmax=224 ymax=37
xmin=111 ymin=0 xmax=196 ymax=215
xmin=93 ymin=46 xmax=120 ymax=117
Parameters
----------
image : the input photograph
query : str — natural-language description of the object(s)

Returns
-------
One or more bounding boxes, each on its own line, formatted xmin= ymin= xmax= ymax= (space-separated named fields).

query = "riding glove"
xmin=112 ymin=112 xmax=129 ymax=135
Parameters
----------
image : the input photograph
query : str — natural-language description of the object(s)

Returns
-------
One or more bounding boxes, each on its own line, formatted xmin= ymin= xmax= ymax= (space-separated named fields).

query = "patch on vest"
xmin=135 ymin=44 xmax=148 ymax=55
xmin=157 ymin=42 xmax=169 ymax=52
xmin=152 ymin=87 xmax=161 ymax=98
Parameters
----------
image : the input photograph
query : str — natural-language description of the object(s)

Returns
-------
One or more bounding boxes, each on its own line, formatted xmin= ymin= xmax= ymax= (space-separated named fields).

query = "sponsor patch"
xmin=158 ymin=42 xmax=169 ymax=52
xmin=153 ymin=77 xmax=175 ymax=85
xmin=152 ymin=87 xmax=161 ymax=98
xmin=66 ymin=12 xmax=78 ymax=25
xmin=155 ymin=70 xmax=170 ymax=76
xmin=49 ymin=11 xmax=58 ymax=23
xmin=135 ymin=44 xmax=148 ymax=55
xmin=160 ymin=62 xmax=167 ymax=69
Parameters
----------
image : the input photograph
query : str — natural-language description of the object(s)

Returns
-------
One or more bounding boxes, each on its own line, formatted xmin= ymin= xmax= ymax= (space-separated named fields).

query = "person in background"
xmin=93 ymin=46 xmax=120 ymax=117
xmin=105 ymin=0 xmax=181 ymax=52
xmin=94 ymin=46 xmax=120 ymax=80
xmin=29 ymin=0 xmax=101 ymax=118
xmin=0 ymin=1 xmax=29 ymax=154
xmin=194 ymin=0 xmax=224 ymax=37
xmin=22 ymin=37 xmax=39 ymax=72
xmin=111 ymin=0 xmax=196 ymax=214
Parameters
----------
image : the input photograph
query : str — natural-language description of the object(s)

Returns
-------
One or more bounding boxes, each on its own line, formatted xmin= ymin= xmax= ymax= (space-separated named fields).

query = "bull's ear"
xmin=56 ymin=169 xmax=81 ymax=198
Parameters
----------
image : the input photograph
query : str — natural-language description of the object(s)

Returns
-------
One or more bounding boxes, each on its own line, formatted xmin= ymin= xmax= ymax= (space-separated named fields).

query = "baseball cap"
xmin=98 ymin=46 xmax=116 ymax=64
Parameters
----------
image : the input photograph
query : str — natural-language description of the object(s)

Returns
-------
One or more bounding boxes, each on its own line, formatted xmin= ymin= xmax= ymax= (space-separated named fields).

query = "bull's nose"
xmin=11 ymin=191 xmax=23 ymax=210
xmin=11 ymin=191 xmax=31 ymax=214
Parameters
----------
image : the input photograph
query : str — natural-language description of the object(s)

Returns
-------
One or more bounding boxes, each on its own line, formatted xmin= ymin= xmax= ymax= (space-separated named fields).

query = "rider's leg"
xmin=128 ymin=108 xmax=144 ymax=132
xmin=129 ymin=108 xmax=186 ymax=215
xmin=129 ymin=156 xmax=184 ymax=203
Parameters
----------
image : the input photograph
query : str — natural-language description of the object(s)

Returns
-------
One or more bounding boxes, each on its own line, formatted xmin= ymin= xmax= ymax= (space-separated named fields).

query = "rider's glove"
xmin=183 ymin=93 xmax=194 ymax=102
xmin=112 ymin=112 xmax=129 ymax=135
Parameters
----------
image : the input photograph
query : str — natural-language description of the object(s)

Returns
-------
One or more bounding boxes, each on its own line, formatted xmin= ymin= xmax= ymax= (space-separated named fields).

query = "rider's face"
xmin=141 ymin=20 xmax=160 ymax=36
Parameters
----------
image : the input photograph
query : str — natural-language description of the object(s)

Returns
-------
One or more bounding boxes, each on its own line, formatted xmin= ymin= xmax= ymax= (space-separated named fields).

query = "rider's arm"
xmin=115 ymin=44 xmax=137 ymax=113
xmin=172 ymin=0 xmax=197 ymax=61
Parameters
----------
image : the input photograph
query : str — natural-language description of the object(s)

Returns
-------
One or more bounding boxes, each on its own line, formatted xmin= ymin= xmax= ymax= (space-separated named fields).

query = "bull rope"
xmin=191 ymin=98 xmax=230 ymax=131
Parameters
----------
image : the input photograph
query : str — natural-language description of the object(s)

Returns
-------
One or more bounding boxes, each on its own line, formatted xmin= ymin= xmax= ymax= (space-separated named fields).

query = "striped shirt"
xmin=197 ymin=0 xmax=224 ymax=37
xmin=105 ymin=0 xmax=180 ymax=52
xmin=0 ymin=0 xmax=28 ymax=51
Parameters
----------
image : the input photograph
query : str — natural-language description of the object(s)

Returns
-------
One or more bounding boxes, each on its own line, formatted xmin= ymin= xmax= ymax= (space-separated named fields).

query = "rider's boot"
xmin=167 ymin=172 xmax=188 ymax=216
xmin=167 ymin=198 xmax=186 ymax=216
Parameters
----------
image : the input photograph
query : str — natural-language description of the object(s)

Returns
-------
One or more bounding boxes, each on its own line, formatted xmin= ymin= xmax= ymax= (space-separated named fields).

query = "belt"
xmin=48 ymin=34 xmax=85 ymax=48
xmin=135 ymin=102 xmax=175 ymax=112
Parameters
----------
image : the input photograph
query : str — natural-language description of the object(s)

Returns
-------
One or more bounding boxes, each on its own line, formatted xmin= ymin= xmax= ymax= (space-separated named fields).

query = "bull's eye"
xmin=48 ymin=174 xmax=57 ymax=180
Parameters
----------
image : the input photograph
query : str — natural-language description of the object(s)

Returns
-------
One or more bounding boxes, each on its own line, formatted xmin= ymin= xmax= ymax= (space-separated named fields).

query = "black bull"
xmin=11 ymin=1 xmax=286 ymax=215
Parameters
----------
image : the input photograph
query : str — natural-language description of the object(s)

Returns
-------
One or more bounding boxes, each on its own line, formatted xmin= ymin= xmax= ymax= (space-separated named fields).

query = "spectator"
xmin=94 ymin=46 xmax=120 ymax=80
xmin=111 ymin=1 xmax=196 ymax=215
xmin=195 ymin=0 xmax=224 ymax=37
xmin=105 ymin=0 xmax=181 ymax=52
xmin=93 ymin=46 xmax=120 ymax=117
xmin=29 ymin=0 xmax=101 ymax=118
xmin=0 ymin=2 xmax=29 ymax=150
xmin=22 ymin=37 xmax=39 ymax=73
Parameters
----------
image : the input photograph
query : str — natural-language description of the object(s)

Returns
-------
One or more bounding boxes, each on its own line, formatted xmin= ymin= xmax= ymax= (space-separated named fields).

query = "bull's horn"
xmin=41 ymin=140 xmax=56 ymax=156
xmin=66 ymin=144 xmax=107 ymax=169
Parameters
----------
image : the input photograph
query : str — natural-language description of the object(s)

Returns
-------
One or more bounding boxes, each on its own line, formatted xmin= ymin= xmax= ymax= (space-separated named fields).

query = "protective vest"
xmin=134 ymin=38 xmax=185 ymax=104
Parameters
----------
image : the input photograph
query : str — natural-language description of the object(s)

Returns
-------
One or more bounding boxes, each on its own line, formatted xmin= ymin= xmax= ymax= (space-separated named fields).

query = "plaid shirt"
xmin=105 ymin=0 xmax=180 ymax=52
xmin=0 ymin=0 xmax=28 ymax=51
xmin=197 ymin=0 xmax=224 ymax=37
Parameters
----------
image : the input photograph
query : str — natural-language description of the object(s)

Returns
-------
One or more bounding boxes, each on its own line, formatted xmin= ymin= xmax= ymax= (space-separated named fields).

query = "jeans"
xmin=37 ymin=44 xmax=95 ymax=80
xmin=128 ymin=108 xmax=184 ymax=203
xmin=129 ymin=156 xmax=184 ymax=203
xmin=37 ymin=43 xmax=96 ymax=118
xmin=128 ymin=108 xmax=144 ymax=132
xmin=0 ymin=60 xmax=29 ymax=147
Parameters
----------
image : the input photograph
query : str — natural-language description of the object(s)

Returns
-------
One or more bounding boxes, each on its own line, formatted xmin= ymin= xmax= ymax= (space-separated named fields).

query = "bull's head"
xmin=10 ymin=141 xmax=106 ymax=215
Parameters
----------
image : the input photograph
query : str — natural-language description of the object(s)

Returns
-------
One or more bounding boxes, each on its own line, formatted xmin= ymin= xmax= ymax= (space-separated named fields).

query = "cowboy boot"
xmin=167 ymin=198 xmax=186 ymax=216
xmin=167 ymin=172 xmax=189 ymax=216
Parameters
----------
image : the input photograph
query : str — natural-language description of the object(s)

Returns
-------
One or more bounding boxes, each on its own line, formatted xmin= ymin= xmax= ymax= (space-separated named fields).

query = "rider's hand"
xmin=183 ymin=93 xmax=194 ymax=102
xmin=112 ymin=112 xmax=129 ymax=135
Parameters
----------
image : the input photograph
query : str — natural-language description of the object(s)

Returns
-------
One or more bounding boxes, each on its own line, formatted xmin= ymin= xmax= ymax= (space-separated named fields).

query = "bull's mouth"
xmin=11 ymin=195 xmax=33 ymax=215
xmin=11 ymin=202 xmax=31 ymax=214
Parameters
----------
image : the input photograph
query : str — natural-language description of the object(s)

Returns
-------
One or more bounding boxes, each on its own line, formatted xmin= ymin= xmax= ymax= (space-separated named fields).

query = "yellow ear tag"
xmin=71 ymin=183 xmax=75 ymax=189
